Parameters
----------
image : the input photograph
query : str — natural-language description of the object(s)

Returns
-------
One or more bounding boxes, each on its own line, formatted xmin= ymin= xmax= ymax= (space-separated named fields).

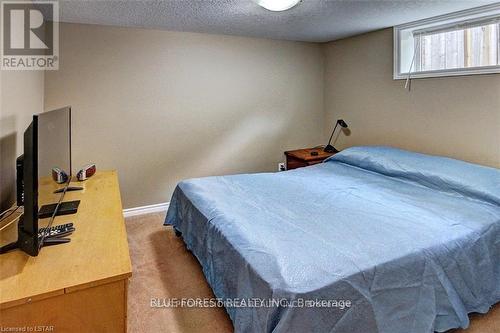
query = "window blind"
xmin=412 ymin=15 xmax=500 ymax=37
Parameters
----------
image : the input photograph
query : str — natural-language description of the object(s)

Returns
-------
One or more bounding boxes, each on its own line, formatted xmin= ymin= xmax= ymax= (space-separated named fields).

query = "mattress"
xmin=164 ymin=146 xmax=500 ymax=333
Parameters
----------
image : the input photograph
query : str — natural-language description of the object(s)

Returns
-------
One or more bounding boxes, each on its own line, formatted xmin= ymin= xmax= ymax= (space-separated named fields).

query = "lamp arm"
xmin=326 ymin=122 xmax=339 ymax=147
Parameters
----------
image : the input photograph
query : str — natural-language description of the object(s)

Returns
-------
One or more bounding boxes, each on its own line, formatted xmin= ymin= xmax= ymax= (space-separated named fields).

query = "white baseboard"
xmin=123 ymin=202 xmax=170 ymax=218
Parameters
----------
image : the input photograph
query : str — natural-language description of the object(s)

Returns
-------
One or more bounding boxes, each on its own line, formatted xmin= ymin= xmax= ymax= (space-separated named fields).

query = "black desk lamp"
xmin=324 ymin=119 xmax=348 ymax=153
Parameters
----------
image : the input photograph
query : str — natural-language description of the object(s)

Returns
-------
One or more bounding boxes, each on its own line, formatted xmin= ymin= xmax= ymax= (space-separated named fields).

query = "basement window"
xmin=394 ymin=4 xmax=500 ymax=79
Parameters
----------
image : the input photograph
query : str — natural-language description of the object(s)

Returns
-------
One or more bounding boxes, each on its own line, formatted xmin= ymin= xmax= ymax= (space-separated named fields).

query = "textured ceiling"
xmin=45 ymin=0 xmax=499 ymax=42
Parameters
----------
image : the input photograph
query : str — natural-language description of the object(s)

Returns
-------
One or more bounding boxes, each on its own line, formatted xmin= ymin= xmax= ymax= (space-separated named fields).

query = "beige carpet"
xmin=125 ymin=213 xmax=499 ymax=333
xmin=125 ymin=212 xmax=233 ymax=333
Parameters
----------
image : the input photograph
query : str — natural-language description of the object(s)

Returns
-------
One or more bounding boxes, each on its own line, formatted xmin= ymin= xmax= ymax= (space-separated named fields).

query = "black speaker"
xmin=16 ymin=154 xmax=24 ymax=206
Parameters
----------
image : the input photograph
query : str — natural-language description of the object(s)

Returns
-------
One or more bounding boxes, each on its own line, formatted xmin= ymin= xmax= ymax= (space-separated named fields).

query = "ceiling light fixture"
xmin=256 ymin=0 xmax=301 ymax=12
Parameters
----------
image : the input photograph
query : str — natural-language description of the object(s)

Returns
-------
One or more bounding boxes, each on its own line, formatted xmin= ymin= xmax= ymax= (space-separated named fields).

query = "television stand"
xmin=0 ymin=237 xmax=70 ymax=254
xmin=0 ymin=217 xmax=71 ymax=254
xmin=0 ymin=171 xmax=132 ymax=332
xmin=0 ymin=241 xmax=18 ymax=254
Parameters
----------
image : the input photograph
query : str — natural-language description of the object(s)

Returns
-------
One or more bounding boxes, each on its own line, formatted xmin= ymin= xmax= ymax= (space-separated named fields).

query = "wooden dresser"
xmin=0 ymin=171 xmax=132 ymax=332
xmin=284 ymin=147 xmax=336 ymax=170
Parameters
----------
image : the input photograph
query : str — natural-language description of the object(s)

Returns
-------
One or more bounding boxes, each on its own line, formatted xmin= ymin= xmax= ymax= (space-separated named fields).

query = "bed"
xmin=164 ymin=146 xmax=500 ymax=333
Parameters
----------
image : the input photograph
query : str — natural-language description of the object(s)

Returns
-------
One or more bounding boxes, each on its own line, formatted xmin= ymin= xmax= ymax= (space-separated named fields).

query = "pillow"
xmin=326 ymin=146 xmax=500 ymax=206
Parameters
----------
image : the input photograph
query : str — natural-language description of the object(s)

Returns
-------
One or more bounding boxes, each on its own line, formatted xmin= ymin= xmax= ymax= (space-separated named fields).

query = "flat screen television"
xmin=1 ymin=106 xmax=76 ymax=256
xmin=17 ymin=118 xmax=39 ymax=255
xmin=38 ymin=107 xmax=72 ymax=188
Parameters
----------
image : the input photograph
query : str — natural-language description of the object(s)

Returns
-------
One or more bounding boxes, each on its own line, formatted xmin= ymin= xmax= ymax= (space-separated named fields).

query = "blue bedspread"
xmin=164 ymin=146 xmax=500 ymax=333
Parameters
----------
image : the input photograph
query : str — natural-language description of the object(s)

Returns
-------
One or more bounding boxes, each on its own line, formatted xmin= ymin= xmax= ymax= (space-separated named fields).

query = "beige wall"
xmin=0 ymin=70 xmax=45 ymax=210
xmin=44 ymin=24 xmax=500 ymax=209
xmin=324 ymin=28 xmax=500 ymax=168
xmin=45 ymin=23 xmax=325 ymax=208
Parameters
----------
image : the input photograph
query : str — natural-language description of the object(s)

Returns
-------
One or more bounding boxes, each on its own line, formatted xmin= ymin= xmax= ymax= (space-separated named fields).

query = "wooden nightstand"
xmin=284 ymin=147 xmax=335 ymax=170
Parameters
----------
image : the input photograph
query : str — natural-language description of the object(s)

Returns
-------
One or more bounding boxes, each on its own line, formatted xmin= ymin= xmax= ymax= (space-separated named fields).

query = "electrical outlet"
xmin=278 ymin=162 xmax=286 ymax=172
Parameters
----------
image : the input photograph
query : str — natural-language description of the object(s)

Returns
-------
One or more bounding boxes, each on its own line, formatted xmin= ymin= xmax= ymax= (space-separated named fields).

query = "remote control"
xmin=42 ymin=238 xmax=71 ymax=246
xmin=38 ymin=223 xmax=75 ymax=239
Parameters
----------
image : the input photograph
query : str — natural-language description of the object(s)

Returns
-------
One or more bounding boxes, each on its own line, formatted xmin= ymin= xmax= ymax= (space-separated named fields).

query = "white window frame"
xmin=393 ymin=3 xmax=500 ymax=80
